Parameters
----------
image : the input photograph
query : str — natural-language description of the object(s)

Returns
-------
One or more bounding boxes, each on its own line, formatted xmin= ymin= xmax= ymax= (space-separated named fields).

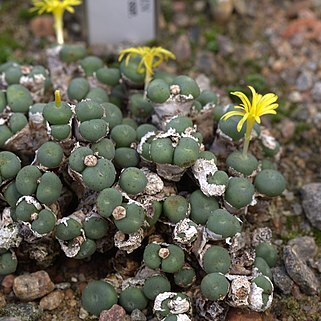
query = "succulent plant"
xmin=67 ymin=77 xmax=90 ymax=101
xmin=254 ymin=257 xmax=273 ymax=280
xmin=114 ymin=147 xmax=139 ymax=169
xmin=224 ymin=177 xmax=255 ymax=209
xmin=82 ymin=158 xmax=116 ymax=191
xmin=189 ymin=189 xmax=219 ymax=224
xmin=55 ymin=217 xmax=82 ymax=241
xmin=254 ymin=169 xmax=286 ymax=197
xmin=173 ymin=264 xmax=196 ymax=288
xmin=147 ymin=78 xmax=171 ymax=103
xmin=110 ymin=124 xmax=137 ymax=148
xmin=96 ymin=66 xmax=121 ymax=87
xmin=0 ymin=45 xmax=286 ymax=319
xmin=0 ymin=251 xmax=18 ymax=275
xmin=83 ymin=216 xmax=109 ymax=240
xmin=36 ymin=172 xmax=62 ymax=205
xmin=59 ymin=44 xmax=87 ymax=63
xmin=81 ymin=280 xmax=118 ymax=316
xmin=154 ymin=292 xmax=191 ymax=318
xmin=206 ymin=209 xmax=241 ymax=238
xmin=113 ymin=202 xmax=145 ymax=234
xmin=171 ymin=75 xmax=200 ymax=98
xmin=200 ymin=273 xmax=229 ymax=301
xmin=173 ymin=137 xmax=200 ymax=167
xmin=119 ymin=286 xmax=148 ymax=313
xmin=79 ymin=119 xmax=109 ymax=143
xmin=75 ymin=99 xmax=104 ymax=122
xmin=144 ymin=243 xmax=185 ymax=273
xmin=150 ymin=137 xmax=174 ymax=164
xmin=85 ymin=87 xmax=109 ymax=103
xmin=163 ymin=195 xmax=189 ymax=223
xmin=255 ymin=242 xmax=278 ymax=267
xmin=80 ymin=55 xmax=104 ymax=76
xmin=202 ymin=245 xmax=231 ymax=274
xmin=129 ymin=93 xmax=154 ymax=119
xmin=31 ymin=209 xmax=57 ymax=235
xmin=96 ymin=187 xmax=123 ymax=218
xmin=36 ymin=141 xmax=64 ymax=168
xmin=0 ymin=151 xmax=21 ymax=180
xmin=43 ymin=90 xmax=73 ymax=125
xmin=74 ymin=239 xmax=97 ymax=259
xmin=119 ymin=167 xmax=148 ymax=195
xmin=143 ymin=275 xmax=171 ymax=300
xmin=7 ymin=84 xmax=33 ymax=113
xmin=226 ymin=150 xmax=258 ymax=176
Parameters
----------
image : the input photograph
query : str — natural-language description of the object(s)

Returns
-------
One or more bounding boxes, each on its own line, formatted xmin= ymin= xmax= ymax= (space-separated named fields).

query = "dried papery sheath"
xmin=20 ymin=73 xmax=47 ymax=102
xmin=58 ymin=235 xmax=84 ymax=258
xmin=17 ymin=196 xmax=42 ymax=211
xmin=134 ymin=265 xmax=162 ymax=281
xmin=223 ymin=194 xmax=257 ymax=215
xmin=114 ymin=228 xmax=144 ymax=253
xmin=154 ymin=292 xmax=191 ymax=317
xmin=192 ymin=159 xmax=226 ymax=197
xmin=4 ymin=123 xmax=44 ymax=156
xmin=161 ymin=314 xmax=192 ymax=321
xmin=152 ymin=92 xmax=194 ymax=129
xmin=248 ymin=276 xmax=273 ymax=312
xmin=156 ymin=163 xmax=187 ymax=182
xmin=173 ymin=218 xmax=198 ymax=246
xmin=259 ymin=127 xmax=281 ymax=159
xmin=0 ymin=208 xmax=22 ymax=250
xmin=121 ymin=277 xmax=145 ymax=291
xmin=46 ymin=46 xmax=79 ymax=98
xmin=141 ymin=168 xmax=164 ymax=195
xmin=228 ymin=232 xmax=255 ymax=275
xmin=225 ymin=275 xmax=251 ymax=307
xmin=29 ymin=109 xmax=45 ymax=128
xmin=194 ymin=288 xmax=228 ymax=321
xmin=251 ymin=227 xmax=273 ymax=247
xmin=204 ymin=226 xmax=225 ymax=241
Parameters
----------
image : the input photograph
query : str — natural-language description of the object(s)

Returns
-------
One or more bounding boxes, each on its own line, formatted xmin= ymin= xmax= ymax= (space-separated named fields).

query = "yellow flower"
xmin=118 ymin=46 xmax=176 ymax=87
xmin=222 ymin=86 xmax=278 ymax=132
xmin=31 ymin=0 xmax=82 ymax=44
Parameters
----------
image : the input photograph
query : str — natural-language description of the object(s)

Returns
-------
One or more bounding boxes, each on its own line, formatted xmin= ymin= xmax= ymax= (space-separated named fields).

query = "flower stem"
xmin=242 ymin=117 xmax=255 ymax=157
xmin=55 ymin=90 xmax=61 ymax=108
xmin=53 ymin=9 xmax=64 ymax=45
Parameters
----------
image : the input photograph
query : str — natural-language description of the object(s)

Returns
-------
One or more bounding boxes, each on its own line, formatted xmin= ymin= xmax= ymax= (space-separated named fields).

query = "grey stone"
xmin=301 ymin=183 xmax=321 ymax=229
xmin=195 ymin=51 xmax=215 ymax=75
xmin=283 ymin=245 xmax=320 ymax=295
xmin=287 ymin=236 xmax=317 ymax=263
xmin=130 ymin=309 xmax=147 ymax=321
xmin=0 ymin=304 xmax=41 ymax=321
xmin=13 ymin=271 xmax=55 ymax=301
xmin=312 ymin=81 xmax=321 ymax=101
xmin=173 ymin=13 xmax=190 ymax=28
xmin=172 ymin=34 xmax=192 ymax=62
xmin=99 ymin=305 xmax=127 ymax=321
xmin=271 ymin=266 xmax=294 ymax=295
xmin=217 ymin=35 xmax=234 ymax=56
xmin=296 ymin=71 xmax=313 ymax=91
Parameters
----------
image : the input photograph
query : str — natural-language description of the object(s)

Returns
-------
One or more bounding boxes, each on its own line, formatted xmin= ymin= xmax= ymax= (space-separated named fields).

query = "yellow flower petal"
xmin=237 ymin=113 xmax=249 ymax=132
xmin=221 ymin=110 xmax=245 ymax=120
xmin=231 ymin=91 xmax=251 ymax=112
xmin=118 ymin=46 xmax=175 ymax=78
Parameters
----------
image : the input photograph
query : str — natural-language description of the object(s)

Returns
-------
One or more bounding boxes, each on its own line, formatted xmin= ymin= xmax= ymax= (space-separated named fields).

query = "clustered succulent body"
xmin=0 ymin=44 xmax=285 ymax=320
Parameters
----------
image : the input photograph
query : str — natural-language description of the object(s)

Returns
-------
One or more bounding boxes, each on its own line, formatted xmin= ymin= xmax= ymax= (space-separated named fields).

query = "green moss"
xmin=275 ymin=294 xmax=321 ymax=321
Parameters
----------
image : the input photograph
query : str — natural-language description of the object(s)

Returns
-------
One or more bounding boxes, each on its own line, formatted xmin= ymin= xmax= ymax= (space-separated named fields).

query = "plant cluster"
xmin=0 ymin=44 xmax=285 ymax=320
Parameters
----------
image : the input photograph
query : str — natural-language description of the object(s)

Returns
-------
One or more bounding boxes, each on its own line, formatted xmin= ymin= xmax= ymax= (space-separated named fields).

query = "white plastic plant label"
xmin=85 ymin=0 xmax=157 ymax=45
